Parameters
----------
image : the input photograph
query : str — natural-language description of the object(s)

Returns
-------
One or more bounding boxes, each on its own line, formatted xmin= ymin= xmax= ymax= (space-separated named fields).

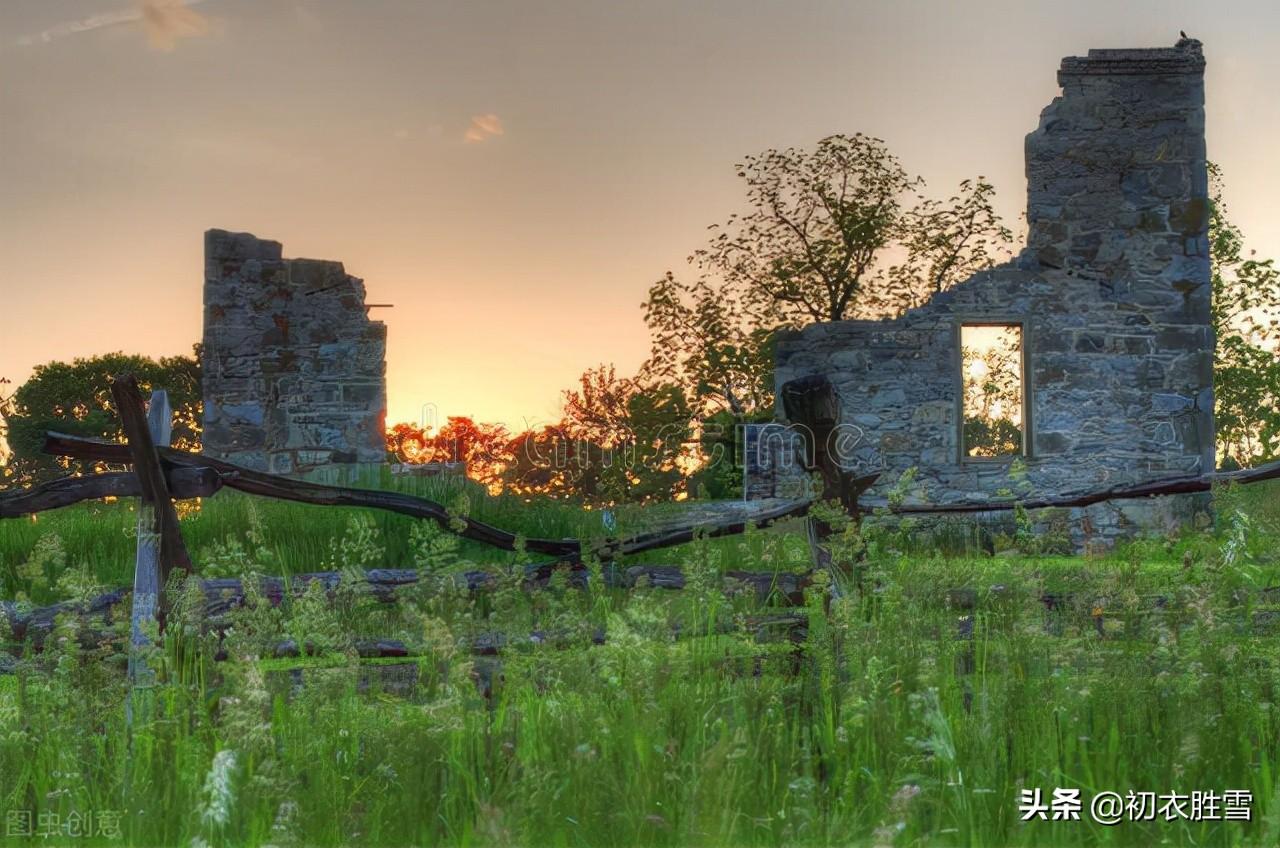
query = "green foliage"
xmin=686 ymin=408 xmax=773 ymax=499
xmin=692 ymin=133 xmax=1012 ymax=326
xmin=287 ymin=580 xmax=353 ymax=656
xmin=198 ymin=500 xmax=281 ymax=579
xmin=890 ymin=177 xmax=1015 ymax=309
xmin=1209 ymin=163 xmax=1280 ymax=466
xmin=323 ymin=514 xmax=386 ymax=572
xmin=960 ymin=326 xmax=1024 ymax=457
xmin=641 ymin=271 xmax=782 ymax=416
xmin=409 ymin=520 xmax=462 ymax=571
xmin=2 ymin=350 xmax=201 ymax=487
xmin=3 ymin=484 xmax=1280 ymax=846
xmin=639 ymin=134 xmax=1012 ymax=476
xmin=518 ymin=365 xmax=695 ymax=505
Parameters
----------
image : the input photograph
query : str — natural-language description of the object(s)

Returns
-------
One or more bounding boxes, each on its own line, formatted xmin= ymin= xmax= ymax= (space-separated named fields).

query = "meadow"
xmin=0 ymin=476 xmax=1278 ymax=847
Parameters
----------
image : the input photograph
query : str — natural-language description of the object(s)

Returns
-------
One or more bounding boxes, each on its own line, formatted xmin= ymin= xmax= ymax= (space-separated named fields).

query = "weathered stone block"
xmin=203 ymin=230 xmax=388 ymax=475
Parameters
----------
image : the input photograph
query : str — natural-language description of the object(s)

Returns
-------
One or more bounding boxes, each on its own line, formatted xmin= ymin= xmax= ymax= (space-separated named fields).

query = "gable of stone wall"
xmin=773 ymin=40 xmax=1213 ymax=542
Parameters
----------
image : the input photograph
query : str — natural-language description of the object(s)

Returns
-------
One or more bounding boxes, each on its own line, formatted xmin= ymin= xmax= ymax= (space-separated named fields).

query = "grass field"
xmin=1 ymin=479 xmax=1279 ymax=846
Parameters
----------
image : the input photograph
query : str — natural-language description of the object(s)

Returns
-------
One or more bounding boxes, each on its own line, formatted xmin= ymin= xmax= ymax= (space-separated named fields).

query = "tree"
xmin=889 ymin=178 xmax=1014 ymax=310
xmin=693 ymin=134 xmax=1013 ymax=326
xmin=386 ymin=417 xmax=513 ymax=492
xmin=641 ymin=134 xmax=1012 ymax=434
xmin=560 ymin=365 xmax=636 ymax=449
xmin=641 ymin=272 xmax=779 ymax=417
xmin=503 ymin=425 xmax=581 ymax=500
xmin=960 ymin=329 xmax=1024 ymax=458
xmin=1209 ymin=163 xmax=1280 ymax=466
xmin=557 ymin=365 xmax=694 ymax=504
xmin=430 ymin=417 xmax=513 ymax=491
xmin=0 ymin=377 xmax=16 ymax=480
xmin=4 ymin=351 xmax=201 ymax=486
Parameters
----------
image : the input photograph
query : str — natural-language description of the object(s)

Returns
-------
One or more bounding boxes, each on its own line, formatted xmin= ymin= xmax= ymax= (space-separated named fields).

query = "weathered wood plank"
xmin=2 ymin=563 xmax=821 ymax=652
xmin=614 ymin=498 xmax=814 ymax=557
xmin=109 ymin=377 xmax=192 ymax=582
xmin=41 ymin=431 xmax=813 ymax=559
xmin=0 ymin=467 xmax=221 ymax=518
xmin=128 ymin=388 xmax=173 ymax=699
xmin=44 ymin=431 xmax=583 ymax=556
xmin=40 ymin=428 xmax=1280 ymax=549
xmin=860 ymin=456 xmax=1280 ymax=514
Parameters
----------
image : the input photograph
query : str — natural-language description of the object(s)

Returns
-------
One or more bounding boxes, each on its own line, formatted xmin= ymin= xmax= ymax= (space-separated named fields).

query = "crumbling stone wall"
xmin=202 ymin=229 xmax=387 ymax=476
xmin=774 ymin=40 xmax=1213 ymax=544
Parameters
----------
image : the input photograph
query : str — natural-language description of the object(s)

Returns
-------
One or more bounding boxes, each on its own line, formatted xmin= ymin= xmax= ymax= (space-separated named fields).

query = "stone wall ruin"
xmin=773 ymin=40 xmax=1214 ymax=545
xmin=202 ymin=229 xmax=387 ymax=476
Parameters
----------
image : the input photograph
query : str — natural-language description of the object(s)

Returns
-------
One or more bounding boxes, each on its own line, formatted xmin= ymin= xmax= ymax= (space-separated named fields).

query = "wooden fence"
xmin=4 ymin=373 xmax=1280 ymax=676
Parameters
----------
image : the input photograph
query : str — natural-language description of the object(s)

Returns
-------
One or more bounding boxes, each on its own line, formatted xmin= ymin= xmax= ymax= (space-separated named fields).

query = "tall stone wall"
xmin=774 ymin=40 xmax=1213 ymax=545
xmin=202 ymin=229 xmax=388 ymax=476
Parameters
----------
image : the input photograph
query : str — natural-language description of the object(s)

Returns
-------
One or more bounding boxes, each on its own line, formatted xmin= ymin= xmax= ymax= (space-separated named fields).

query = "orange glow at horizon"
xmin=3 ymin=2 xmax=1279 ymax=432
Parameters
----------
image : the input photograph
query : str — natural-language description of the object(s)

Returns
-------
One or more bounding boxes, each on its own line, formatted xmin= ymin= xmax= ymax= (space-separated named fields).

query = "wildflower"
xmin=199 ymin=749 xmax=239 ymax=829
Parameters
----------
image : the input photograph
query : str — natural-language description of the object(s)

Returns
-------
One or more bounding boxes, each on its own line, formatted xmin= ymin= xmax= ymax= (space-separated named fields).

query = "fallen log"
xmin=615 ymin=498 xmax=814 ymax=557
xmin=1 ymin=589 xmax=132 ymax=646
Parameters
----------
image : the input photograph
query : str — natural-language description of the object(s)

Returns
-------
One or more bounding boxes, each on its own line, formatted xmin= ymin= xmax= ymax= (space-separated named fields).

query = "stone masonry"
xmin=774 ymin=40 xmax=1214 ymax=545
xmin=202 ymin=229 xmax=387 ymax=476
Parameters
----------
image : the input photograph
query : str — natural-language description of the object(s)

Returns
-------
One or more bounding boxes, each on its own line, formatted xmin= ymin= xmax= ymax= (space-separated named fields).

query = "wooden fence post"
xmin=127 ymin=388 xmax=171 ymax=696
xmin=109 ymin=376 xmax=191 ymax=730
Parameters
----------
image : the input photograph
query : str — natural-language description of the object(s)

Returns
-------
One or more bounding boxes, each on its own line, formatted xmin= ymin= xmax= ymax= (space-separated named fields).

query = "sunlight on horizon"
xmin=3 ymin=2 xmax=1279 ymax=429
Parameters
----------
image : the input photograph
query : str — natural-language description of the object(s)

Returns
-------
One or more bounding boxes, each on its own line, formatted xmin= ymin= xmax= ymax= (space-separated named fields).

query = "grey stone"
xmin=769 ymin=38 xmax=1214 ymax=549
xmin=202 ymin=230 xmax=388 ymax=476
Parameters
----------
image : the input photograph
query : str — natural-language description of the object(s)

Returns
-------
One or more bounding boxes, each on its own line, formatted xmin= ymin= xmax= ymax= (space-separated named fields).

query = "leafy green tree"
xmin=692 ymin=133 xmax=1012 ymax=325
xmin=960 ymin=328 xmax=1024 ymax=458
xmin=0 ymin=377 xmax=15 ymax=470
xmin=1210 ymin=164 xmax=1280 ymax=466
xmin=642 ymin=134 xmax=1012 ymax=425
xmin=3 ymin=350 xmax=201 ymax=486
xmin=889 ymin=178 xmax=1013 ymax=310
xmin=641 ymin=272 xmax=779 ymax=417
xmin=499 ymin=366 xmax=694 ymax=504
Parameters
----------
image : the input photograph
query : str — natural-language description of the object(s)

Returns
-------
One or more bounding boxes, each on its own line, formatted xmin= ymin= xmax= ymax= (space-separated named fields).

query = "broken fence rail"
xmin=12 ymin=437 xmax=1280 ymax=542
xmin=857 ymin=457 xmax=1280 ymax=514
xmin=7 ymin=567 xmax=1276 ymax=663
xmin=12 ymin=432 xmax=814 ymax=561
xmin=1 ymin=564 xmax=818 ymax=650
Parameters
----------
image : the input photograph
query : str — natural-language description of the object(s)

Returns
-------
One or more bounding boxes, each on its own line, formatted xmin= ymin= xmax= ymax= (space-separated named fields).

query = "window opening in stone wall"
xmin=960 ymin=324 xmax=1025 ymax=458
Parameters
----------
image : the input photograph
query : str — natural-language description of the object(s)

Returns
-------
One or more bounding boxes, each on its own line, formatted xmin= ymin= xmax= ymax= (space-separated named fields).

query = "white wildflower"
xmin=199 ymin=749 xmax=239 ymax=829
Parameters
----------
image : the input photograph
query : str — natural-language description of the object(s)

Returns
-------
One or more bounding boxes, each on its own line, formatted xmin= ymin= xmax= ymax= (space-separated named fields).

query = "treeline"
xmin=3 ymin=140 xmax=1278 ymax=501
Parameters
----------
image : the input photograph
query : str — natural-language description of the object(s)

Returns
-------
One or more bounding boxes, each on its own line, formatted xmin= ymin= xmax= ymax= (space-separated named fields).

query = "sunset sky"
xmin=3 ymin=0 xmax=1280 ymax=431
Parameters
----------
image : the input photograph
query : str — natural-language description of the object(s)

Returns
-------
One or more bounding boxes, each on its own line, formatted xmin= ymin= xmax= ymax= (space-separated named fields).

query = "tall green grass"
xmin=0 ymin=482 xmax=1278 ymax=845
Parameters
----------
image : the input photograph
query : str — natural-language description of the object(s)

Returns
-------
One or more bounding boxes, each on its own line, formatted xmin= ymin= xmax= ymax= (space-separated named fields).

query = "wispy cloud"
xmin=13 ymin=0 xmax=212 ymax=52
xmin=141 ymin=0 xmax=211 ymax=51
xmin=464 ymin=113 xmax=504 ymax=144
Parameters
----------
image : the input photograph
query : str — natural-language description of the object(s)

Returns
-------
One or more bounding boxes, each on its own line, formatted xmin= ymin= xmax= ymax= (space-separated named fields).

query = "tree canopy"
xmin=1210 ymin=164 xmax=1280 ymax=466
xmin=642 ymin=133 xmax=1013 ymax=420
xmin=693 ymin=133 xmax=1012 ymax=326
xmin=2 ymin=351 xmax=201 ymax=487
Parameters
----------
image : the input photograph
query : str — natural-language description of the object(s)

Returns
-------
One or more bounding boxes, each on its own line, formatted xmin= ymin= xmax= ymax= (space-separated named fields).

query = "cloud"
xmin=141 ymin=0 xmax=211 ymax=51
xmin=464 ymin=113 xmax=504 ymax=144
xmin=12 ymin=0 xmax=211 ymax=52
